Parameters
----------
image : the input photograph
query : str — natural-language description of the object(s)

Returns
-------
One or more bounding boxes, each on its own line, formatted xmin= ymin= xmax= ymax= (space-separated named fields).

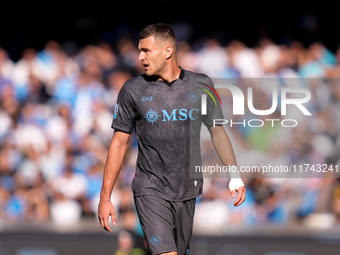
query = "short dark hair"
xmin=139 ymin=23 xmax=176 ymax=47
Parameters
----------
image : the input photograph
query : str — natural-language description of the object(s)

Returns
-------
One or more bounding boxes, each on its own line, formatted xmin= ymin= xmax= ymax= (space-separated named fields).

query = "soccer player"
xmin=98 ymin=23 xmax=246 ymax=255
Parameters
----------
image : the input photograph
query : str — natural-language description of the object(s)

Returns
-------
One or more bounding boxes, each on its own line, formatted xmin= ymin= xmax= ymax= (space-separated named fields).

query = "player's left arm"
xmin=209 ymin=125 xmax=246 ymax=207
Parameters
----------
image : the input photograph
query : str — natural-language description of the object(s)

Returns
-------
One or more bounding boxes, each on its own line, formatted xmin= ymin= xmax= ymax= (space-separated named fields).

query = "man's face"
xmin=138 ymin=35 xmax=166 ymax=76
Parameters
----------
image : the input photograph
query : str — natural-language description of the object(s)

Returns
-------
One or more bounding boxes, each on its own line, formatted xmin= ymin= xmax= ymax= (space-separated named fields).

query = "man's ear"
xmin=165 ymin=45 xmax=174 ymax=60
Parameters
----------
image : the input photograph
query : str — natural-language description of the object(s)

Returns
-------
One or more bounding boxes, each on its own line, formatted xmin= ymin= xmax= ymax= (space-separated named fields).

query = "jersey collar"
xmin=142 ymin=66 xmax=185 ymax=85
xmin=178 ymin=66 xmax=185 ymax=80
xmin=158 ymin=67 xmax=185 ymax=87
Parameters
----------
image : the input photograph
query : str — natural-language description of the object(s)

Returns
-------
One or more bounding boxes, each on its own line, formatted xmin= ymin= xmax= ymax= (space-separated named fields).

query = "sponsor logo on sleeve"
xmin=113 ymin=103 xmax=119 ymax=119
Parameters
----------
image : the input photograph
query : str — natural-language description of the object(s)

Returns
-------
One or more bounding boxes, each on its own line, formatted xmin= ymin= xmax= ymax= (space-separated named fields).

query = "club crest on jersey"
xmin=187 ymin=91 xmax=199 ymax=102
xmin=113 ymin=103 xmax=119 ymax=119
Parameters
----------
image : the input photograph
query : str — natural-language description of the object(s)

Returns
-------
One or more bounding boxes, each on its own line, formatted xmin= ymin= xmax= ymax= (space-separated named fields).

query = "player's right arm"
xmin=98 ymin=131 xmax=131 ymax=233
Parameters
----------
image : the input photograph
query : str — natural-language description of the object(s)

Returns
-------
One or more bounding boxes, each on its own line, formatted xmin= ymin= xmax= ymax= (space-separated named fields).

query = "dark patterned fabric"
xmin=111 ymin=68 xmax=224 ymax=201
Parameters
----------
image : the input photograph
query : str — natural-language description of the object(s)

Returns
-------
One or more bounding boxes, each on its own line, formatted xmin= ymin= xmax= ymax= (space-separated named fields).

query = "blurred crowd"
xmin=1 ymin=31 xmax=340 ymax=243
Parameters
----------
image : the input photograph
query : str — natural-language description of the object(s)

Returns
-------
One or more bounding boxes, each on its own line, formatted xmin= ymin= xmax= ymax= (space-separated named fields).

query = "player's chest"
xmin=134 ymin=83 xmax=201 ymax=124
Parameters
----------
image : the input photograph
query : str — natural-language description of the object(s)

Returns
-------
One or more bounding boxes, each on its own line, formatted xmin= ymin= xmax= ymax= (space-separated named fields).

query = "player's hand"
xmin=229 ymin=178 xmax=246 ymax=207
xmin=231 ymin=186 xmax=246 ymax=207
xmin=98 ymin=199 xmax=116 ymax=232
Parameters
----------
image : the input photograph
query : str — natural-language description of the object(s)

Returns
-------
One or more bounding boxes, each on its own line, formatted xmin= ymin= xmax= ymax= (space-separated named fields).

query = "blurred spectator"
xmin=194 ymin=178 xmax=231 ymax=233
xmin=298 ymin=42 xmax=337 ymax=78
xmin=1 ymin=186 xmax=26 ymax=222
xmin=116 ymin=37 xmax=141 ymax=72
xmin=177 ymin=41 xmax=197 ymax=71
xmin=50 ymin=191 xmax=82 ymax=224
xmin=227 ymin=40 xmax=263 ymax=78
xmin=332 ymin=181 xmax=340 ymax=222
xmin=114 ymin=230 xmax=147 ymax=255
xmin=23 ymin=173 xmax=50 ymax=222
xmin=195 ymin=39 xmax=229 ymax=77
xmin=11 ymin=48 xmax=40 ymax=101
xmin=72 ymin=68 xmax=106 ymax=137
xmin=85 ymin=163 xmax=103 ymax=214
xmin=0 ymin=48 xmax=14 ymax=81
xmin=51 ymin=166 xmax=87 ymax=200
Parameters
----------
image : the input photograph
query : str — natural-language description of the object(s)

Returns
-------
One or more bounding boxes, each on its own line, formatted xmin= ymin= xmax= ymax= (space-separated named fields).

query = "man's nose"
xmin=138 ymin=51 xmax=145 ymax=62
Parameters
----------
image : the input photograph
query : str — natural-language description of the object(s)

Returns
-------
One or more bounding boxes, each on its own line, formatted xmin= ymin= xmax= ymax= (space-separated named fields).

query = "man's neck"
xmin=158 ymin=65 xmax=181 ymax=83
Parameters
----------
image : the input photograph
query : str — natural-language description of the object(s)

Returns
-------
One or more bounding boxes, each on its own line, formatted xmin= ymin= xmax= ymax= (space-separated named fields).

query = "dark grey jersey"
xmin=111 ymin=68 xmax=224 ymax=201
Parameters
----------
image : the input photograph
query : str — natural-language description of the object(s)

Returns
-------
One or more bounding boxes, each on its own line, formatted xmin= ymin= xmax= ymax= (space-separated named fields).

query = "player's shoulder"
xmin=122 ymin=73 xmax=160 ymax=88
xmin=122 ymin=75 xmax=143 ymax=88
xmin=182 ymin=69 xmax=214 ymax=85
xmin=119 ymin=75 xmax=146 ymax=95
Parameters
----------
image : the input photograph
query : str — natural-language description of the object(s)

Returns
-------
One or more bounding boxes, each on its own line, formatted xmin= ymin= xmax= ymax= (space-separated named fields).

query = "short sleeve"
xmin=111 ymin=84 xmax=135 ymax=134
xmin=202 ymin=78 xmax=224 ymax=128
